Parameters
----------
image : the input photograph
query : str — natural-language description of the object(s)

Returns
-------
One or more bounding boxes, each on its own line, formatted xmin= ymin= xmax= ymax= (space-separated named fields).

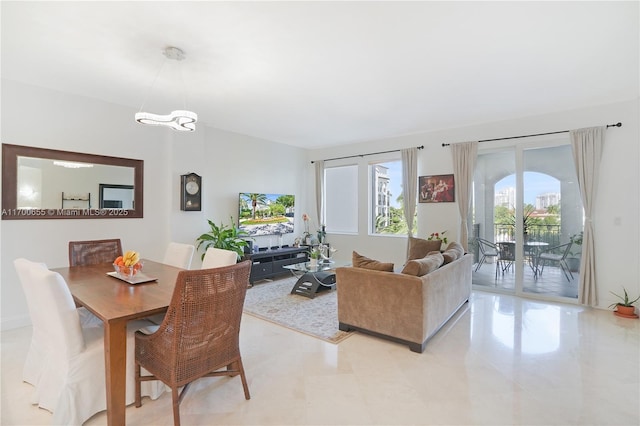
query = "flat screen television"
xmin=238 ymin=193 xmax=295 ymax=237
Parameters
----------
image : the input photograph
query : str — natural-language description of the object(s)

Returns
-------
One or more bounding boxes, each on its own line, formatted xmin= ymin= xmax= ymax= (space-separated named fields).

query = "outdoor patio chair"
xmin=537 ymin=241 xmax=573 ymax=281
xmin=475 ymin=238 xmax=500 ymax=280
xmin=497 ymin=241 xmax=515 ymax=274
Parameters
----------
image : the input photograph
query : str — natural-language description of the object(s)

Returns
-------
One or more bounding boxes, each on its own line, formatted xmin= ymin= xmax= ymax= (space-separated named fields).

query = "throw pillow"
xmin=446 ymin=241 xmax=465 ymax=257
xmin=442 ymin=241 xmax=465 ymax=265
xmin=407 ymin=237 xmax=442 ymax=260
xmin=352 ymin=251 xmax=394 ymax=272
xmin=442 ymin=250 xmax=456 ymax=265
xmin=401 ymin=252 xmax=444 ymax=276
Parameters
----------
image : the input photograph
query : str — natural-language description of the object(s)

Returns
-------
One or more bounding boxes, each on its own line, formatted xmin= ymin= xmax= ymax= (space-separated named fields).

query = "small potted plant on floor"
xmin=608 ymin=287 xmax=639 ymax=318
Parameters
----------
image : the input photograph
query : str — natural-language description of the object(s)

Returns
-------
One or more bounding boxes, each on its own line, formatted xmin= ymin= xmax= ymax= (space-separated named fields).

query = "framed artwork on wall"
xmin=419 ymin=174 xmax=455 ymax=203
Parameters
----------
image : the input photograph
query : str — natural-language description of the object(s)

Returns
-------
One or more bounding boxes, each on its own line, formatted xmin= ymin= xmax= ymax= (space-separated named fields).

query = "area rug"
xmin=243 ymin=276 xmax=352 ymax=344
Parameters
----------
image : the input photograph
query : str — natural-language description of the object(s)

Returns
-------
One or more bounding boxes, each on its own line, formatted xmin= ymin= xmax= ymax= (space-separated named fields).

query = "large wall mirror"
xmin=2 ymin=144 xmax=143 ymax=219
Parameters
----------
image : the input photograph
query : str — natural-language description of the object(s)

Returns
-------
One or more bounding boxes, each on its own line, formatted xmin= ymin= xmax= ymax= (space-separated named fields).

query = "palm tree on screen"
xmin=241 ymin=193 xmax=268 ymax=219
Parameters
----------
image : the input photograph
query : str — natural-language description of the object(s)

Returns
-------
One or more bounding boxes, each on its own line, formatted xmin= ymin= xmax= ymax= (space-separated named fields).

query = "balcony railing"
xmin=494 ymin=224 xmax=561 ymax=246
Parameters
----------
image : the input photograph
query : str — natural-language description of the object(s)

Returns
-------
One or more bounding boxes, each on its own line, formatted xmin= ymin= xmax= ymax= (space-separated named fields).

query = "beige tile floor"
xmin=2 ymin=291 xmax=639 ymax=425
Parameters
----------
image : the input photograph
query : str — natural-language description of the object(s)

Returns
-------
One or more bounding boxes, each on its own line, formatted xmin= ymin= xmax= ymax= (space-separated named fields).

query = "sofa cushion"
xmin=441 ymin=242 xmax=460 ymax=265
xmin=407 ymin=237 xmax=442 ymax=260
xmin=442 ymin=250 xmax=456 ymax=265
xmin=447 ymin=241 xmax=465 ymax=256
xmin=352 ymin=251 xmax=394 ymax=272
xmin=401 ymin=251 xmax=444 ymax=276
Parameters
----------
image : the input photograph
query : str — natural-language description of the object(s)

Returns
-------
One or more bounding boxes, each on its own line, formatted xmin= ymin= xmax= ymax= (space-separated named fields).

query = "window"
xmin=370 ymin=160 xmax=408 ymax=235
xmin=324 ymin=164 xmax=358 ymax=233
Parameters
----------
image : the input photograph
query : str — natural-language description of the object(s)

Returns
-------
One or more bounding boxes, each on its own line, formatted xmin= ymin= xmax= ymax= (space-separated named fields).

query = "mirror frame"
xmin=99 ymin=184 xmax=135 ymax=209
xmin=2 ymin=144 xmax=144 ymax=220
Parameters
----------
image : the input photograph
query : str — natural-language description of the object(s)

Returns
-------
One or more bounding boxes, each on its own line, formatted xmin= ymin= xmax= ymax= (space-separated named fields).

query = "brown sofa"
xmin=335 ymin=253 xmax=472 ymax=352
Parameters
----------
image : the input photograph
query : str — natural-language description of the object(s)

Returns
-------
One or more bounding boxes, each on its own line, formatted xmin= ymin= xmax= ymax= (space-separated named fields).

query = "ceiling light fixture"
xmin=53 ymin=160 xmax=94 ymax=169
xmin=135 ymin=46 xmax=197 ymax=132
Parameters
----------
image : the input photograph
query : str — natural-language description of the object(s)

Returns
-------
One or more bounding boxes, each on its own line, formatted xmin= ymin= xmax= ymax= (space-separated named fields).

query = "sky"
xmin=495 ymin=172 xmax=560 ymax=205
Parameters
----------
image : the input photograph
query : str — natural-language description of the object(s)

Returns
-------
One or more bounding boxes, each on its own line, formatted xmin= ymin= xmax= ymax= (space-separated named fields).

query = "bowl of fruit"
xmin=113 ymin=251 xmax=143 ymax=280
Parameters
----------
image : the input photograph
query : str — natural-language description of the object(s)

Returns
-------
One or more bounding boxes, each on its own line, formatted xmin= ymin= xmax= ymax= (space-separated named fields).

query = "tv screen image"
xmin=238 ymin=193 xmax=295 ymax=237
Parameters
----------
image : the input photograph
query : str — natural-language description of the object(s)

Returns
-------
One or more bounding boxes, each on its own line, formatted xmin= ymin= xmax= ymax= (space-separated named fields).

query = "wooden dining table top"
xmin=51 ymin=259 xmax=182 ymax=323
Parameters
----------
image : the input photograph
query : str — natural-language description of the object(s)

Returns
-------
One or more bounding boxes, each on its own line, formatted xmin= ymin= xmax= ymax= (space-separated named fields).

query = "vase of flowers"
xmin=302 ymin=213 xmax=312 ymax=244
xmin=428 ymin=231 xmax=448 ymax=250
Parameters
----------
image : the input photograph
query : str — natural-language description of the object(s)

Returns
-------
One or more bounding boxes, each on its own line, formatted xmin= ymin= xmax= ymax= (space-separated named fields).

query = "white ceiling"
xmin=2 ymin=1 xmax=638 ymax=149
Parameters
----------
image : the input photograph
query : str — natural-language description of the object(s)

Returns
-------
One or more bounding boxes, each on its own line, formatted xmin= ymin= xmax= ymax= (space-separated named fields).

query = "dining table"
xmin=523 ymin=241 xmax=550 ymax=276
xmin=51 ymin=259 xmax=183 ymax=426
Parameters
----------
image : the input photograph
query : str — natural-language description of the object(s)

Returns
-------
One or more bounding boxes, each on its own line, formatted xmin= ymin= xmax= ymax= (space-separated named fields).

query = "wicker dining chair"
xmin=68 ymin=238 xmax=122 ymax=266
xmin=134 ymin=261 xmax=252 ymax=426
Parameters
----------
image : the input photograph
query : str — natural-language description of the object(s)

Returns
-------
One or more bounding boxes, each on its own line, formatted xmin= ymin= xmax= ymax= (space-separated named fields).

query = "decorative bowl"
xmin=113 ymin=262 xmax=142 ymax=280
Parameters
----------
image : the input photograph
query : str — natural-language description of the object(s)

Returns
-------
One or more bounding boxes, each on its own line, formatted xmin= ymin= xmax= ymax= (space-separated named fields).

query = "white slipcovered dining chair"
xmin=147 ymin=243 xmax=196 ymax=326
xmin=201 ymin=247 xmax=238 ymax=269
xmin=14 ymin=258 xmax=55 ymax=390
xmin=14 ymin=260 xmax=164 ymax=425
xmin=14 ymin=258 xmax=102 ymax=391
xmin=162 ymin=242 xmax=195 ymax=270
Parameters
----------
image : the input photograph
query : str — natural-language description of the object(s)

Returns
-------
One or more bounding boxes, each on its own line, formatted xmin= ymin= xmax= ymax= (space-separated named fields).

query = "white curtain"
xmin=402 ymin=148 xmax=418 ymax=256
xmin=451 ymin=142 xmax=478 ymax=251
xmin=314 ymin=160 xmax=325 ymax=227
xmin=571 ymin=126 xmax=604 ymax=306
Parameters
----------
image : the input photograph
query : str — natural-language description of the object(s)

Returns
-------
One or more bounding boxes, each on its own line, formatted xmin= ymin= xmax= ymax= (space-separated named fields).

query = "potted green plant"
xmin=566 ymin=231 xmax=583 ymax=272
xmin=196 ymin=217 xmax=250 ymax=261
xmin=608 ymin=287 xmax=639 ymax=318
xmin=309 ymin=247 xmax=320 ymax=268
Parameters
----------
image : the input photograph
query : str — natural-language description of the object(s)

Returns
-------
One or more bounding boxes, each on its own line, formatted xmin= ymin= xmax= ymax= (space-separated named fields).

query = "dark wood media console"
xmin=244 ymin=246 xmax=309 ymax=284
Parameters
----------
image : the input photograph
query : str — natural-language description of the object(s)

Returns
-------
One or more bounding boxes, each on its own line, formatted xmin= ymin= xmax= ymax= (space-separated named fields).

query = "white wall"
xmin=309 ymin=99 xmax=640 ymax=310
xmin=167 ymin=124 xmax=309 ymax=268
xmin=1 ymin=80 xmax=307 ymax=329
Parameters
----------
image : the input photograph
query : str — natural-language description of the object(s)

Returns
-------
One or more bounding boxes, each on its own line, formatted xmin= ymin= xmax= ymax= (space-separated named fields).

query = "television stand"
xmin=244 ymin=246 xmax=308 ymax=284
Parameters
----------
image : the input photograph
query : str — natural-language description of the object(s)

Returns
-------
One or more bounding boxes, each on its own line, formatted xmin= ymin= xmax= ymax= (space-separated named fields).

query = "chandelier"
xmin=135 ymin=46 xmax=197 ymax=132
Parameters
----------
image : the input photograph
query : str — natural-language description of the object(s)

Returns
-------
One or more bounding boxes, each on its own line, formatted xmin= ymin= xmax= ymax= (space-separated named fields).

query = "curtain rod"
xmin=310 ymin=145 xmax=424 ymax=164
xmin=441 ymin=122 xmax=622 ymax=147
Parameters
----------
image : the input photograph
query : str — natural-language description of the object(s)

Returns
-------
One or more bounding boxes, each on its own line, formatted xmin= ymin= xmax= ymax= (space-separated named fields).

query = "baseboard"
xmin=1 ymin=314 xmax=31 ymax=331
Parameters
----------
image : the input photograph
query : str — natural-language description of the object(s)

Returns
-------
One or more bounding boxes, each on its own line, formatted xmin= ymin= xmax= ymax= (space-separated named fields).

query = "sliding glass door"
xmin=471 ymin=141 xmax=582 ymax=302
xmin=470 ymin=149 xmax=516 ymax=292
xmin=521 ymin=145 xmax=582 ymax=299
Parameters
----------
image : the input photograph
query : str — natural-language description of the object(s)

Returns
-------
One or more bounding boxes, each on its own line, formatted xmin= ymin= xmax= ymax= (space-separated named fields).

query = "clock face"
xmin=185 ymin=180 xmax=199 ymax=195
